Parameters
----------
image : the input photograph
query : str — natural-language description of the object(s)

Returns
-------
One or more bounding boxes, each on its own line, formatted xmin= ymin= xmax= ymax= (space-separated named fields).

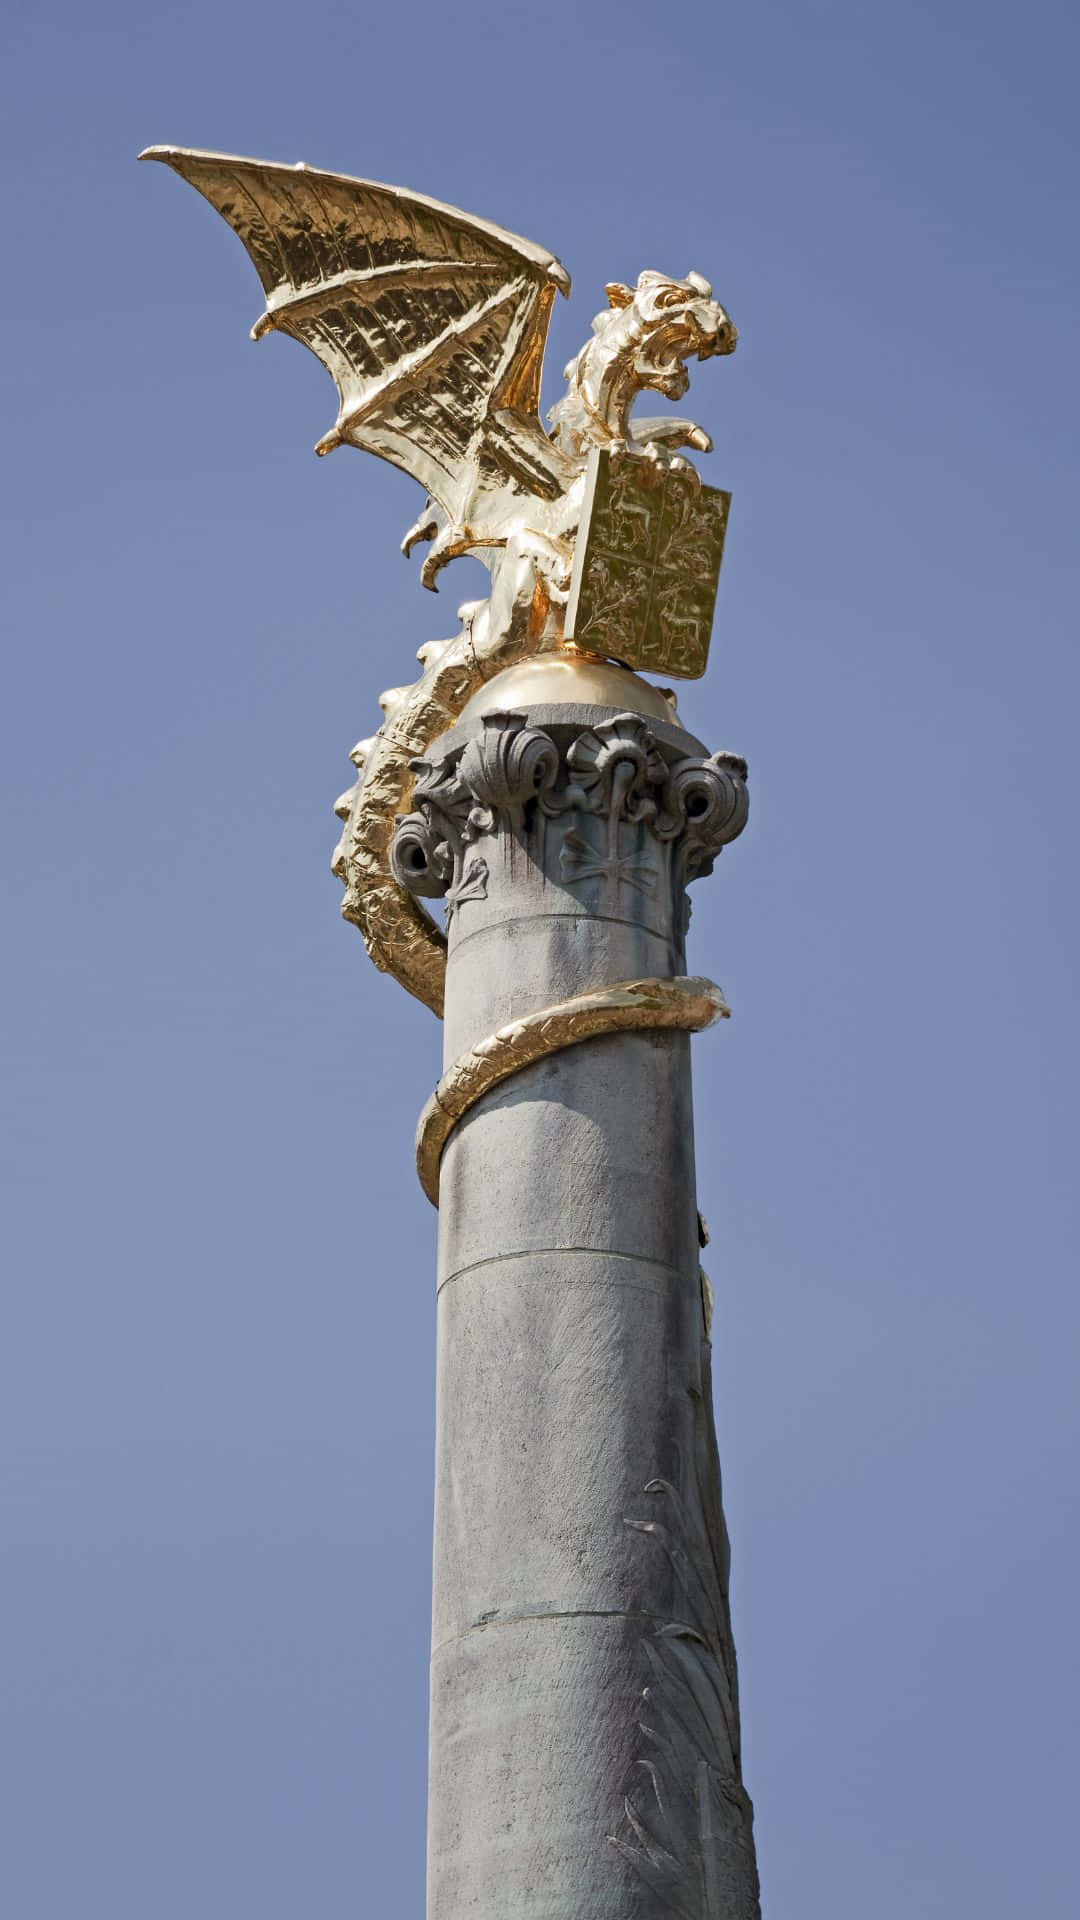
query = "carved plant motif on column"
xmin=613 ymin=1351 xmax=761 ymax=1920
xmin=457 ymin=710 xmax=560 ymax=824
xmin=444 ymin=854 xmax=489 ymax=925
xmin=537 ymin=714 xmax=749 ymax=916
xmin=390 ymin=712 xmax=559 ymax=927
xmin=542 ymin=713 xmax=667 ymax=906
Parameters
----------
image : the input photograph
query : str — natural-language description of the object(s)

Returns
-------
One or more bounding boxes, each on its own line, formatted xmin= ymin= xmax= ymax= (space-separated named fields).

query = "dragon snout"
xmin=698 ymin=310 xmax=737 ymax=358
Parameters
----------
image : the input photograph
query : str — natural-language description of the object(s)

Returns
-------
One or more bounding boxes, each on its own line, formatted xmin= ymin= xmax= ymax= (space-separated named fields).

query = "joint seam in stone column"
xmin=437 ymin=1244 xmax=687 ymax=1295
xmin=446 ymin=907 xmax=678 ymax=961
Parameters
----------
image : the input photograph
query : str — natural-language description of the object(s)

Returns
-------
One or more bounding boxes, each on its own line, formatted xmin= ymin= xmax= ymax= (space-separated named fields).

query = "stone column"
xmin=391 ymin=658 xmax=760 ymax=1920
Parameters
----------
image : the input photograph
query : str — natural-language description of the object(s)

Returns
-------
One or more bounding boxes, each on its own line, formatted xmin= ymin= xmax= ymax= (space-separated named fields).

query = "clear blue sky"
xmin=3 ymin=1 xmax=1078 ymax=1913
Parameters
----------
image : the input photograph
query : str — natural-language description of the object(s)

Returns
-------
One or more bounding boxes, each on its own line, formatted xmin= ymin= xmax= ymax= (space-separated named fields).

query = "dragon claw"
xmin=669 ymin=455 xmax=702 ymax=496
xmin=638 ymin=441 xmax=702 ymax=493
xmin=402 ymin=506 xmax=441 ymax=560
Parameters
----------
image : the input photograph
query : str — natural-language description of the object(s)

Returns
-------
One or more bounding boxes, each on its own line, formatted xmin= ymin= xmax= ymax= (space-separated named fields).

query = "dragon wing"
xmin=141 ymin=147 xmax=570 ymax=530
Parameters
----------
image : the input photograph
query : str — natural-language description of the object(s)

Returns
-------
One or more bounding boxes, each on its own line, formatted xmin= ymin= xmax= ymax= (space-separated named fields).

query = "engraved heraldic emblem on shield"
xmin=566 ymin=449 xmax=732 ymax=680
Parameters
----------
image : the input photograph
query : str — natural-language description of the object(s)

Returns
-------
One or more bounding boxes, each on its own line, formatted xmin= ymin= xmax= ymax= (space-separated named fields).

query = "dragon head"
xmin=604 ymin=270 xmax=737 ymax=402
xmin=549 ymin=268 xmax=737 ymax=460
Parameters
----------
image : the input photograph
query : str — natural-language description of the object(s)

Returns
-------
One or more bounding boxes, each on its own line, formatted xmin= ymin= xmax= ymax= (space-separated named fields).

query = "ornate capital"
xmin=389 ymin=707 xmax=748 ymax=938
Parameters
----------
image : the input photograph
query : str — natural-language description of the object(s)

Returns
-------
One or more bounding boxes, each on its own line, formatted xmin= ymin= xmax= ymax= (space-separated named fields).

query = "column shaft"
xmin=394 ymin=698 xmax=759 ymax=1919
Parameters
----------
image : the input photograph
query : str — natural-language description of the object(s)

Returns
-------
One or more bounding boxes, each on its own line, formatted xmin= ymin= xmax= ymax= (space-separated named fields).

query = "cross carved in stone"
xmin=559 ymin=758 xmax=658 ymax=908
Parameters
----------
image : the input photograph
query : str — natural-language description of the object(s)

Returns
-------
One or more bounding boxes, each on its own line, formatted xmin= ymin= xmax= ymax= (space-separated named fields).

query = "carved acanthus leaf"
xmin=457 ymin=712 xmax=560 ymax=815
xmin=542 ymin=712 xmax=669 ymax=823
xmin=445 ymin=854 xmax=489 ymax=926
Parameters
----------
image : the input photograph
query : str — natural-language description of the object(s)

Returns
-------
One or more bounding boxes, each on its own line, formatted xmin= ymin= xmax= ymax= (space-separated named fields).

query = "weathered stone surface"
xmin=434 ymin=1227 xmax=699 ymax=1648
xmin=444 ymin=913 xmax=681 ymax=1062
xmin=437 ymin=1032 xmax=697 ymax=1279
xmin=428 ymin=1615 xmax=659 ymax=1919
xmin=402 ymin=694 xmax=759 ymax=1919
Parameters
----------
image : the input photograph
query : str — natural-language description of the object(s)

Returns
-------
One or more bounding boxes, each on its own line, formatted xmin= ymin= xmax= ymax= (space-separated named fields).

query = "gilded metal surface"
xmin=143 ymin=147 xmax=733 ymax=608
xmin=566 ymin=449 xmax=731 ymax=680
xmin=457 ymin=654 xmax=677 ymax=725
xmin=329 ymin=546 xmax=563 ymax=1016
xmin=140 ymin=146 xmax=577 ymax=593
xmin=143 ymin=147 xmax=739 ymax=1005
xmin=143 ymin=150 xmax=730 ymax=599
xmin=415 ymin=976 xmax=729 ymax=1205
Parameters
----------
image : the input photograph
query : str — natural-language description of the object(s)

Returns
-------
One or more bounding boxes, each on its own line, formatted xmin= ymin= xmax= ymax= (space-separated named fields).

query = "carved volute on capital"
xmin=389 ymin=713 xmax=563 ymax=929
xmin=389 ymin=707 xmax=749 ymax=947
xmin=658 ymin=748 xmax=749 ymax=883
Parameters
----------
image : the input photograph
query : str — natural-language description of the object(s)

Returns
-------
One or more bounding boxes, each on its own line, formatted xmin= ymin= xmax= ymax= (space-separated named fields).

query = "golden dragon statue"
xmin=142 ymin=148 xmax=737 ymax=1014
